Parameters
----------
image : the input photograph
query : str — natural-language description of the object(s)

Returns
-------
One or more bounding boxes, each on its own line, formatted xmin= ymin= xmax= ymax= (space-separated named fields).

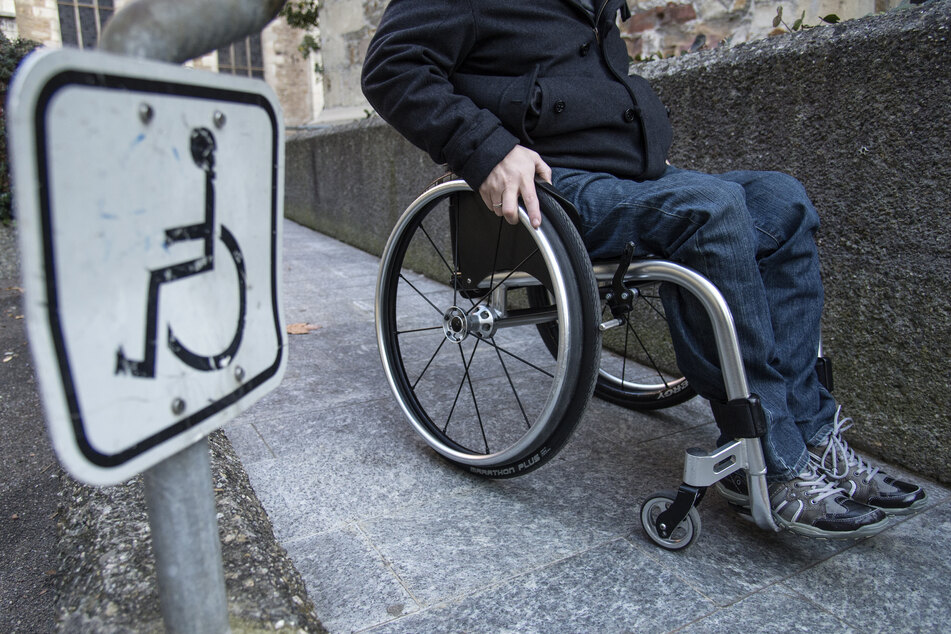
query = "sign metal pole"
xmin=11 ymin=9 xmax=285 ymax=629
xmin=93 ymin=2 xmax=284 ymax=631
xmin=98 ymin=13 xmax=228 ymax=632
xmin=143 ymin=439 xmax=229 ymax=632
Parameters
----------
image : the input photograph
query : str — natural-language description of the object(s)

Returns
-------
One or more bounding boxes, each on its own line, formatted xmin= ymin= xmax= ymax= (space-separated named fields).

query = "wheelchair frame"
xmin=375 ymin=179 xmax=782 ymax=549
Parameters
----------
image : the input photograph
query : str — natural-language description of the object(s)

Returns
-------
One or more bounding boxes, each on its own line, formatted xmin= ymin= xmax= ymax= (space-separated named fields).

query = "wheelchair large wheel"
xmin=376 ymin=181 xmax=600 ymax=477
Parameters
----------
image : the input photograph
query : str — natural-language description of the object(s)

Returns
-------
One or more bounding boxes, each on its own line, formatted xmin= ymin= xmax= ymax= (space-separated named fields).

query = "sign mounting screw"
xmin=213 ymin=111 xmax=226 ymax=129
xmin=139 ymin=103 xmax=154 ymax=125
xmin=171 ymin=398 xmax=186 ymax=416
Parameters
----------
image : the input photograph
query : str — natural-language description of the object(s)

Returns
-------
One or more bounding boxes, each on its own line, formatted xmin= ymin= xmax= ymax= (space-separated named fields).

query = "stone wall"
xmin=637 ymin=0 xmax=950 ymax=482
xmin=284 ymin=0 xmax=951 ymax=484
xmin=262 ymin=19 xmax=321 ymax=126
xmin=318 ymin=0 xmax=385 ymax=112
xmin=622 ymin=0 xmax=902 ymax=58
xmin=13 ymin=0 xmax=62 ymax=45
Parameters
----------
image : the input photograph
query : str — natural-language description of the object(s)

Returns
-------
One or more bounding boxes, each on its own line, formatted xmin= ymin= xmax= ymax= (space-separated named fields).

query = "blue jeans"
xmin=551 ymin=165 xmax=837 ymax=481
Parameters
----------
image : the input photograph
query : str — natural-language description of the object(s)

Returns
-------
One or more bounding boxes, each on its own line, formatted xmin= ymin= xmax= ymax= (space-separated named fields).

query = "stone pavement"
xmin=0 ymin=225 xmax=58 ymax=630
xmin=226 ymin=219 xmax=951 ymax=633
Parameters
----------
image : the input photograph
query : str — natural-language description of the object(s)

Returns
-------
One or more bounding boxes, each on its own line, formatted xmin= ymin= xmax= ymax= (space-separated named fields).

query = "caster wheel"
xmin=640 ymin=489 xmax=702 ymax=551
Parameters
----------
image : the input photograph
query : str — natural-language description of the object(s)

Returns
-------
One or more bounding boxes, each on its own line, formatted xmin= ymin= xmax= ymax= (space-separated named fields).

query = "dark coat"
xmin=361 ymin=0 xmax=673 ymax=190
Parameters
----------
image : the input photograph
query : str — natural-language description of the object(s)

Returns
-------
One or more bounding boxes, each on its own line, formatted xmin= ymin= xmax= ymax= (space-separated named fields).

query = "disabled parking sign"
xmin=8 ymin=49 xmax=286 ymax=485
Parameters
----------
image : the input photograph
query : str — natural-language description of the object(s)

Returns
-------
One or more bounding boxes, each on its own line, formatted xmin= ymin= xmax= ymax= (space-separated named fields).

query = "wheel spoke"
xmin=419 ymin=221 xmax=466 ymax=300
xmin=486 ymin=216 xmax=504 ymax=303
xmin=452 ymin=200 xmax=460 ymax=307
xmin=622 ymin=305 xmax=630 ymax=385
xmin=459 ymin=343 xmax=490 ymax=454
xmin=409 ymin=335 xmax=447 ymax=390
xmin=491 ymin=338 xmax=531 ymax=429
xmin=624 ymin=318 xmax=672 ymax=389
xmin=480 ymin=337 xmax=555 ymax=379
xmin=469 ymin=246 xmax=541 ymax=314
xmin=399 ymin=273 xmax=445 ymax=316
xmin=396 ymin=324 xmax=443 ymax=336
xmin=443 ymin=340 xmax=487 ymax=452
xmin=638 ymin=291 xmax=666 ymax=319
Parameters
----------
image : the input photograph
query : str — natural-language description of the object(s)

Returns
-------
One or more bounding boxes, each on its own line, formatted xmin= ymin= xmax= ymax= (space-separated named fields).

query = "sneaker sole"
xmin=717 ymin=482 xmax=892 ymax=539
xmin=773 ymin=513 xmax=890 ymax=540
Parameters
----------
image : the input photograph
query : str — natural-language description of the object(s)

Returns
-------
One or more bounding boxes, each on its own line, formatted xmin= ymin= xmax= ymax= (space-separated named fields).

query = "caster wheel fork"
xmin=640 ymin=488 xmax=703 ymax=551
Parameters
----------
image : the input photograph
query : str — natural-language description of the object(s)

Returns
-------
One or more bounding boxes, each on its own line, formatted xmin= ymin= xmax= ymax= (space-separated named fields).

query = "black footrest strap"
xmin=815 ymin=356 xmax=833 ymax=392
xmin=710 ymin=394 xmax=767 ymax=439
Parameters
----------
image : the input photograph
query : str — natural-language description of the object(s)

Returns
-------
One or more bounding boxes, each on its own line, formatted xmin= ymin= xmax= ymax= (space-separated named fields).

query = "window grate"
xmin=57 ymin=0 xmax=114 ymax=49
xmin=217 ymin=34 xmax=265 ymax=80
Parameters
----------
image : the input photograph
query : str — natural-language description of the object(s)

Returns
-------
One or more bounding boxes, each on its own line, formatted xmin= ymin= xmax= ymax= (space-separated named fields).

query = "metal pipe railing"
xmin=99 ymin=0 xmax=285 ymax=63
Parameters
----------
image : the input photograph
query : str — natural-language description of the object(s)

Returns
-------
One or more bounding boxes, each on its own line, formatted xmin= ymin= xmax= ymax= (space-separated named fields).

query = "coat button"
xmin=623 ymin=108 xmax=638 ymax=122
xmin=579 ymin=42 xmax=591 ymax=56
xmin=553 ymin=100 xmax=566 ymax=114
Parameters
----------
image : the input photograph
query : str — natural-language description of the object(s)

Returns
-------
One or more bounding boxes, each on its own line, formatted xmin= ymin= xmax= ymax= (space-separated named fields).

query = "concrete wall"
xmin=284 ymin=0 xmax=951 ymax=484
xmin=285 ymin=122 xmax=442 ymax=256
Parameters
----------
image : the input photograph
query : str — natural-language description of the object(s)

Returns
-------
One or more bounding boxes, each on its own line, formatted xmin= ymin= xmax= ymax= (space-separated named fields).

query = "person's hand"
xmin=479 ymin=145 xmax=552 ymax=229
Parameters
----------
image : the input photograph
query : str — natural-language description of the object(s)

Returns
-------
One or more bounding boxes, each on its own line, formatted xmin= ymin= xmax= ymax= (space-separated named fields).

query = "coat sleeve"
xmin=361 ymin=0 xmax=518 ymax=189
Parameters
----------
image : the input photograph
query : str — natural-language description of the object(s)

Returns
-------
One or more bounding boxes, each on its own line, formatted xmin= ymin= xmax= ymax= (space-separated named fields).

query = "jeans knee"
xmin=739 ymin=173 xmax=820 ymax=250
xmin=694 ymin=180 xmax=749 ymax=230
xmin=762 ymin=172 xmax=819 ymax=230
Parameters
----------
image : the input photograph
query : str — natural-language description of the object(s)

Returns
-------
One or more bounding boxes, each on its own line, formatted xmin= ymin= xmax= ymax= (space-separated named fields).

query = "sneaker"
xmin=715 ymin=469 xmax=754 ymax=509
xmin=810 ymin=406 xmax=927 ymax=515
xmin=715 ymin=461 xmax=888 ymax=539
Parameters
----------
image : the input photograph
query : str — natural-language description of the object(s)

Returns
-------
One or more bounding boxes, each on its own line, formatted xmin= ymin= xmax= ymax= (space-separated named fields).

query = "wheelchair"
xmin=375 ymin=178 xmax=788 ymax=550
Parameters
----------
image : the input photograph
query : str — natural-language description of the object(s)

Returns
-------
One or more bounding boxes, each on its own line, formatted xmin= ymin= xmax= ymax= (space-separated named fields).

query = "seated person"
xmin=361 ymin=0 xmax=925 ymax=539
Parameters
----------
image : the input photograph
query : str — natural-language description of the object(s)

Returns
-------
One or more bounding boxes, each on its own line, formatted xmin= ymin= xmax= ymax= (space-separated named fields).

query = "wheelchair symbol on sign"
xmin=115 ymin=127 xmax=246 ymax=378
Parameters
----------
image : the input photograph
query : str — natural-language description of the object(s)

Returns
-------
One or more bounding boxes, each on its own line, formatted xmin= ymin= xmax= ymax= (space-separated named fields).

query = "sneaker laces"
xmin=794 ymin=459 xmax=844 ymax=505
xmin=815 ymin=406 xmax=880 ymax=483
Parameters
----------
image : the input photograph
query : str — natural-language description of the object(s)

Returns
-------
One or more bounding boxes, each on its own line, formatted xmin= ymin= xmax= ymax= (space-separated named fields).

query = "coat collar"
xmin=560 ymin=0 xmax=631 ymax=23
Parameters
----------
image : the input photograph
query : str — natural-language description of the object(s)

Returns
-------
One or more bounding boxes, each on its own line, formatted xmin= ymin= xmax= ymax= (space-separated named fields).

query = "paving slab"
xmin=368 ymin=539 xmax=715 ymax=634
xmin=226 ymin=219 xmax=951 ymax=633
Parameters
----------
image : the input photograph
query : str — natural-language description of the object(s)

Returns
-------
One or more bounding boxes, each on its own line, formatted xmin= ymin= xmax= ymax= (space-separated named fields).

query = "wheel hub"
xmin=442 ymin=305 xmax=498 ymax=343
xmin=442 ymin=306 xmax=469 ymax=343
xmin=468 ymin=306 xmax=496 ymax=339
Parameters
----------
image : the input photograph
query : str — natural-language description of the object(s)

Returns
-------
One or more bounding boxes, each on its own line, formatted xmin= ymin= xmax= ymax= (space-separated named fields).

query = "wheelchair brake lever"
xmin=599 ymin=317 xmax=625 ymax=331
xmin=604 ymin=242 xmax=638 ymax=320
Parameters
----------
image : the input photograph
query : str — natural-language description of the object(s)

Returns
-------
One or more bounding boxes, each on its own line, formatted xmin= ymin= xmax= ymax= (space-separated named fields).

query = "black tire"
xmin=530 ymin=277 xmax=695 ymax=411
xmin=376 ymin=181 xmax=600 ymax=477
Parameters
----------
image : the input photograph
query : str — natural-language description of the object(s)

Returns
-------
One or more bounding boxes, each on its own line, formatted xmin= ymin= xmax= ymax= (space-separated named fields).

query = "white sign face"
xmin=8 ymin=49 xmax=286 ymax=485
